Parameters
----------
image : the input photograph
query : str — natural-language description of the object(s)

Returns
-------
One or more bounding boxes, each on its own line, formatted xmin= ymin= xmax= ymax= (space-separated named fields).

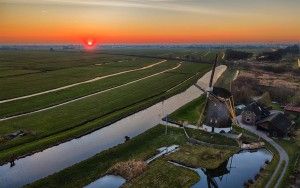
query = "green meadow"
xmin=0 ymin=50 xmax=211 ymax=163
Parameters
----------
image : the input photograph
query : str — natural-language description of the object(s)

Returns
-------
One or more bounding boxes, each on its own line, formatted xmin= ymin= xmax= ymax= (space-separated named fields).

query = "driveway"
xmin=237 ymin=115 xmax=289 ymax=188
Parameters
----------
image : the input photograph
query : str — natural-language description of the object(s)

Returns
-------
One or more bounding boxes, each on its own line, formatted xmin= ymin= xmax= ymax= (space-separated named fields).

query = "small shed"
xmin=256 ymin=113 xmax=292 ymax=137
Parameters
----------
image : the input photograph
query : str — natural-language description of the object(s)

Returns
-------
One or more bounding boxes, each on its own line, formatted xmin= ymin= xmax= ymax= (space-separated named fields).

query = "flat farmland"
xmin=100 ymin=47 xmax=222 ymax=62
xmin=0 ymin=51 xmax=158 ymax=99
xmin=0 ymin=60 xmax=178 ymax=118
xmin=0 ymin=50 xmax=211 ymax=163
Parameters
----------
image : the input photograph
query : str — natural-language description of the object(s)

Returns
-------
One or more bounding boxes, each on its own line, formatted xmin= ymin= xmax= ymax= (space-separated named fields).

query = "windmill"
xmin=195 ymin=54 xmax=237 ymax=133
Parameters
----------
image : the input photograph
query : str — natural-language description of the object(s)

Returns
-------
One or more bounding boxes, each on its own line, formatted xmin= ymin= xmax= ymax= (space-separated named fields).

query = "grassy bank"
xmin=232 ymin=125 xmax=280 ymax=188
xmin=28 ymin=124 xmax=238 ymax=188
xmin=276 ymin=138 xmax=300 ymax=187
xmin=0 ymin=63 xmax=210 ymax=164
xmin=214 ymin=66 xmax=238 ymax=90
xmin=186 ymin=128 xmax=238 ymax=147
xmin=168 ymin=95 xmax=206 ymax=125
xmin=124 ymin=159 xmax=199 ymax=188
xmin=26 ymin=125 xmax=190 ymax=188
xmin=167 ymin=144 xmax=237 ymax=169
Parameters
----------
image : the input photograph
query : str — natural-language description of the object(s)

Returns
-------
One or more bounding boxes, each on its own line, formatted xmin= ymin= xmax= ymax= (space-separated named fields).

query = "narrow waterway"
xmin=0 ymin=65 xmax=226 ymax=188
xmin=84 ymin=175 xmax=126 ymax=188
xmin=192 ymin=149 xmax=273 ymax=188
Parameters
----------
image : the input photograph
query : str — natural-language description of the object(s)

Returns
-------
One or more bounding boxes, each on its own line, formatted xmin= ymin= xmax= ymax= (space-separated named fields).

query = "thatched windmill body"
xmin=195 ymin=54 xmax=236 ymax=133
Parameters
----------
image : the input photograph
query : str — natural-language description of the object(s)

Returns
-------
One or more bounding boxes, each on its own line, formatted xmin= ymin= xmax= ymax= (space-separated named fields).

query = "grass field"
xmin=0 ymin=51 xmax=211 ymax=163
xmin=0 ymin=60 xmax=178 ymax=118
xmin=0 ymin=51 xmax=159 ymax=99
xmin=27 ymin=124 xmax=238 ymax=188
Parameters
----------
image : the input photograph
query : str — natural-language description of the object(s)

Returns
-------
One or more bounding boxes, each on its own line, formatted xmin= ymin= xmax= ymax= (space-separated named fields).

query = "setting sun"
xmin=83 ymin=39 xmax=96 ymax=50
xmin=87 ymin=40 xmax=93 ymax=46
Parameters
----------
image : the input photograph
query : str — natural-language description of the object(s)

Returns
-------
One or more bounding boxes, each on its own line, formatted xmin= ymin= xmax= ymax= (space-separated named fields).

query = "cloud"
xmin=1 ymin=0 xmax=245 ymax=16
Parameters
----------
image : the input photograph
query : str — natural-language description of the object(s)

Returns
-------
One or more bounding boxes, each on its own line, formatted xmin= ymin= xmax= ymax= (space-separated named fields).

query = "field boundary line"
xmin=0 ymin=60 xmax=167 ymax=104
xmin=0 ymin=63 xmax=181 ymax=121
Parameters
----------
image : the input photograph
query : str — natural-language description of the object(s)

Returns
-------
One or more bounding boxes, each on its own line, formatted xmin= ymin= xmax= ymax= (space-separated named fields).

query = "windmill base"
xmin=202 ymin=124 xmax=232 ymax=133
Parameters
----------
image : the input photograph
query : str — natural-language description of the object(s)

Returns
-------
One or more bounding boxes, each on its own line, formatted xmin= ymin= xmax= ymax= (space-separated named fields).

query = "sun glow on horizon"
xmin=83 ymin=38 xmax=96 ymax=50
xmin=0 ymin=0 xmax=299 ymax=44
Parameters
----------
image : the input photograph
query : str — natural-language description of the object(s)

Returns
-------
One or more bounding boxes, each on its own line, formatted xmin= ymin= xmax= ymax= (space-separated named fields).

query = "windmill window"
xmin=210 ymin=119 xmax=213 ymax=123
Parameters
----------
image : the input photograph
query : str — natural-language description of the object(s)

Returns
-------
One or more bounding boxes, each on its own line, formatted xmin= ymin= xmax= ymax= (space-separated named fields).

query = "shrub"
xmin=265 ymin=160 xmax=270 ymax=164
xmin=248 ymin=179 xmax=254 ymax=184
xmin=107 ymin=160 xmax=147 ymax=180
xmin=260 ymin=166 xmax=264 ymax=172
xmin=254 ymin=173 xmax=260 ymax=180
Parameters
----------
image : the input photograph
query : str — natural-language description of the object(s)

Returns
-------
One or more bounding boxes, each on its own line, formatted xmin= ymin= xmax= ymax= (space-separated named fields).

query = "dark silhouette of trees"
xmin=225 ymin=49 xmax=253 ymax=60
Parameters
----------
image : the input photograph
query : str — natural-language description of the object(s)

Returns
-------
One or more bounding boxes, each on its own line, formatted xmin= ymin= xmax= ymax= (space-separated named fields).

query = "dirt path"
xmin=0 ymin=63 xmax=181 ymax=121
xmin=237 ymin=116 xmax=289 ymax=188
xmin=0 ymin=60 xmax=167 ymax=104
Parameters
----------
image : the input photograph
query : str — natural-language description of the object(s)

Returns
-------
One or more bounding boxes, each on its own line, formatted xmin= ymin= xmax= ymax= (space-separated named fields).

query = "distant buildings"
xmin=256 ymin=113 xmax=292 ymax=137
xmin=241 ymin=102 xmax=293 ymax=138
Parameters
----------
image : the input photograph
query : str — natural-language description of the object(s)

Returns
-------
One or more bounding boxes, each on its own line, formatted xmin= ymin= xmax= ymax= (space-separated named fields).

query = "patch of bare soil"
xmin=107 ymin=160 xmax=147 ymax=180
xmin=239 ymin=70 xmax=300 ymax=90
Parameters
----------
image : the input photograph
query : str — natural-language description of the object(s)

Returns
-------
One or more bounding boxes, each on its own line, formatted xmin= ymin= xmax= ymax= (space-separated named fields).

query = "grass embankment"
xmin=167 ymin=144 xmax=237 ymax=169
xmin=168 ymin=95 xmax=206 ymax=125
xmin=28 ymin=124 xmax=236 ymax=188
xmin=214 ymin=67 xmax=238 ymax=90
xmin=269 ymin=160 xmax=286 ymax=188
xmin=186 ymin=128 xmax=238 ymax=147
xmin=276 ymin=138 xmax=300 ymax=187
xmin=124 ymin=160 xmax=199 ymax=188
xmin=26 ymin=125 xmax=195 ymax=188
xmin=0 ymin=51 xmax=158 ymax=99
xmin=271 ymin=103 xmax=283 ymax=111
xmin=0 ymin=61 xmax=177 ymax=118
xmin=232 ymin=125 xmax=280 ymax=188
xmin=0 ymin=63 xmax=211 ymax=164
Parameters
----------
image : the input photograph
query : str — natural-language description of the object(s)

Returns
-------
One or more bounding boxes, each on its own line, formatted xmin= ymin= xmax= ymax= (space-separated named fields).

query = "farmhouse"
xmin=256 ymin=113 xmax=292 ymax=137
xmin=241 ymin=102 xmax=270 ymax=125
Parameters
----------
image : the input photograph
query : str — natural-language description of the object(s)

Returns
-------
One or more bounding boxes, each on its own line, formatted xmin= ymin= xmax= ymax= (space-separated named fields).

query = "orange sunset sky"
xmin=0 ymin=0 xmax=300 ymax=44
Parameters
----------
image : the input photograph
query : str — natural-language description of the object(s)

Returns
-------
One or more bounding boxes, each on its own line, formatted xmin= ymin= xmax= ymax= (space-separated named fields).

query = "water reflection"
xmin=192 ymin=149 xmax=272 ymax=188
xmin=84 ymin=175 xmax=125 ymax=188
